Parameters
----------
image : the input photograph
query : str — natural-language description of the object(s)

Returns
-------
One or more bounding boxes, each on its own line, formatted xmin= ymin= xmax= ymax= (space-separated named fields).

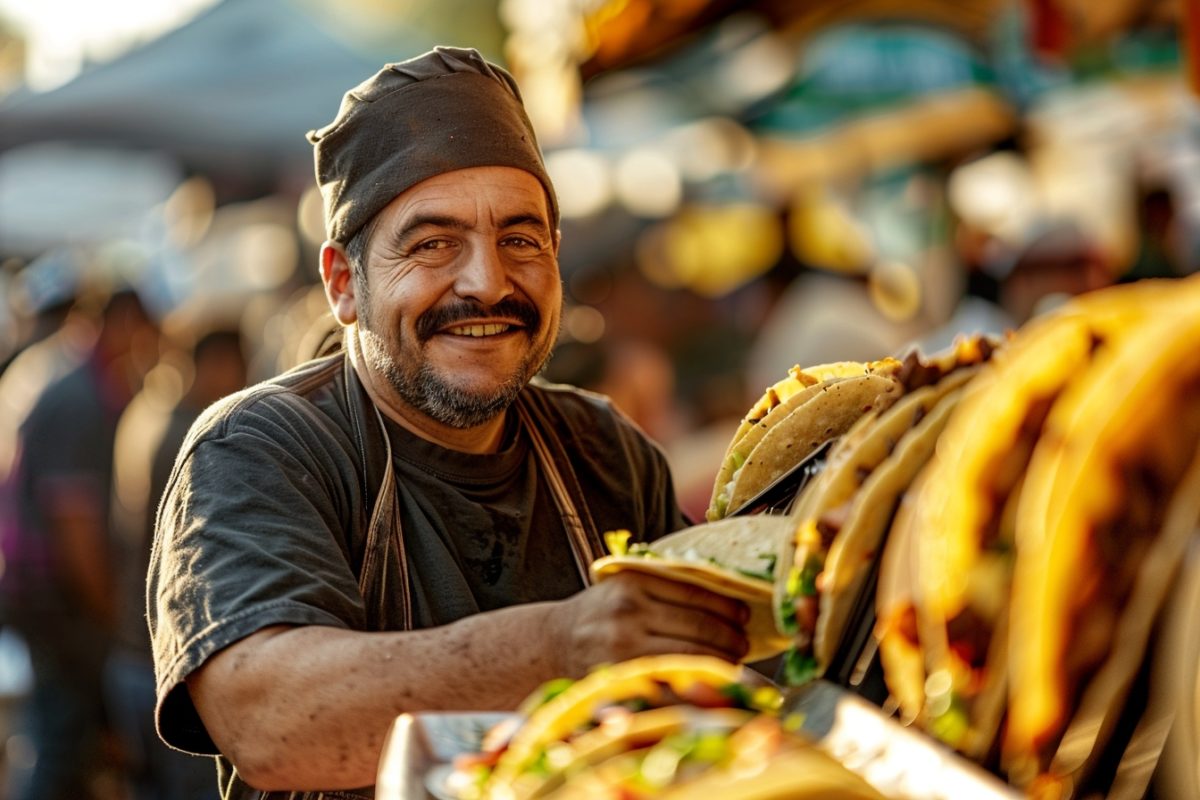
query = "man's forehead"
xmin=385 ymin=167 xmax=552 ymax=227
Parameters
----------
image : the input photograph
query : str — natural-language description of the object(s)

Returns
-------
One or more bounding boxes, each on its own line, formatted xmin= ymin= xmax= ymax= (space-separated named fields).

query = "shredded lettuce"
xmin=777 ymin=595 xmax=798 ymax=635
xmin=782 ymin=648 xmax=819 ymax=687
xmin=797 ymin=555 xmax=822 ymax=597
xmin=734 ymin=552 xmax=776 ymax=582
xmin=929 ymin=693 xmax=970 ymax=747
xmin=519 ymin=677 xmax=574 ymax=715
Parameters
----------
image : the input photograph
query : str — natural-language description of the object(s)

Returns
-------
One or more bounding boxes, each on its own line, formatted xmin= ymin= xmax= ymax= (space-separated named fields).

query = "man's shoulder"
xmin=525 ymin=377 xmax=618 ymax=421
xmin=523 ymin=378 xmax=654 ymax=445
xmin=189 ymin=353 xmax=351 ymax=443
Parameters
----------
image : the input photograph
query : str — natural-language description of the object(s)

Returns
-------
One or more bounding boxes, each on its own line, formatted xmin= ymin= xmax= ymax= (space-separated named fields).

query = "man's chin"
xmin=419 ymin=390 xmax=516 ymax=429
xmin=409 ymin=371 xmax=527 ymax=427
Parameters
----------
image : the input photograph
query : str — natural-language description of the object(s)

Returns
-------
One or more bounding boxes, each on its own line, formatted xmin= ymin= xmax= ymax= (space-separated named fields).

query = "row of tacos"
xmin=875 ymin=275 xmax=1200 ymax=797
xmin=451 ymin=654 xmax=884 ymax=800
xmin=582 ymin=273 xmax=1200 ymax=798
xmin=594 ymin=333 xmax=1000 ymax=679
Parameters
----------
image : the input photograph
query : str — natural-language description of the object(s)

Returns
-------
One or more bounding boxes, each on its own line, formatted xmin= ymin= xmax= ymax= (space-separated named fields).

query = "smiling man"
xmin=147 ymin=47 xmax=751 ymax=800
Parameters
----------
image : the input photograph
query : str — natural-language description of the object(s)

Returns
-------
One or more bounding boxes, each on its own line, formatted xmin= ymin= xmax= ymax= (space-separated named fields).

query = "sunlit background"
xmin=0 ymin=0 xmax=1198 ymax=515
xmin=0 ymin=1 xmax=1198 ymax=796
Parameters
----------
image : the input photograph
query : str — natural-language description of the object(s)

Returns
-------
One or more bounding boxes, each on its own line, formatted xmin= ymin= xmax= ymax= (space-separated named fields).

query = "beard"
xmin=358 ymin=296 xmax=559 ymax=429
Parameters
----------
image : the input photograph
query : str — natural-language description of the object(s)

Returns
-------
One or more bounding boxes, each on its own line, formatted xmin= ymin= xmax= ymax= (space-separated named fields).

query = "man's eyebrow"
xmin=386 ymin=213 xmax=468 ymax=250
xmin=499 ymin=213 xmax=551 ymax=232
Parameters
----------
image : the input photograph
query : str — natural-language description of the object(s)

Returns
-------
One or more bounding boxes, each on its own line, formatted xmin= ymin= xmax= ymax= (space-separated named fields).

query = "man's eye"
xmin=416 ymin=239 xmax=453 ymax=251
xmin=502 ymin=236 xmax=537 ymax=248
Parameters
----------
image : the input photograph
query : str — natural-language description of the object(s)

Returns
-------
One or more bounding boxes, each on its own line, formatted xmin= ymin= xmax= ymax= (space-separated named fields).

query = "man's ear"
xmin=320 ymin=241 xmax=358 ymax=326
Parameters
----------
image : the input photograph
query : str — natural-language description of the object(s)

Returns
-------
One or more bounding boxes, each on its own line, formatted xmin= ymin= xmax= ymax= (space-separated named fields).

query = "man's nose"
xmin=453 ymin=242 xmax=514 ymax=306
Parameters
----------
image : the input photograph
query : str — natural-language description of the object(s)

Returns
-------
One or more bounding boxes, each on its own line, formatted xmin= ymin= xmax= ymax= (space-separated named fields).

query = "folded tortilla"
xmin=591 ymin=516 xmax=795 ymax=662
xmin=898 ymin=278 xmax=1200 ymax=762
xmin=480 ymin=655 xmax=751 ymax=800
xmin=774 ymin=338 xmax=993 ymax=687
xmin=707 ymin=360 xmax=904 ymax=520
xmin=816 ymin=379 xmax=970 ymax=669
xmin=541 ymin=714 xmax=885 ymax=800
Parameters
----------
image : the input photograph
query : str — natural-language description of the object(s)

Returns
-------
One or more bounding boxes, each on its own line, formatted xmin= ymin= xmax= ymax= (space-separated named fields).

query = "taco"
xmin=467 ymin=654 xmax=778 ymax=800
xmin=817 ymin=379 xmax=972 ymax=669
xmin=1004 ymin=293 xmax=1200 ymax=791
xmin=887 ymin=278 xmax=1200 ymax=763
xmin=874 ymin=469 xmax=932 ymax=725
xmin=542 ymin=714 xmax=885 ymax=800
xmin=591 ymin=517 xmax=794 ymax=663
xmin=707 ymin=359 xmax=905 ymax=521
xmin=774 ymin=336 xmax=994 ymax=687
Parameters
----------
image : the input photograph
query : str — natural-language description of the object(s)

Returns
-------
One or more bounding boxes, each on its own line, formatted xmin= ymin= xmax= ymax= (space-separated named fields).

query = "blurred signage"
xmin=751 ymin=24 xmax=992 ymax=136
xmin=1186 ymin=0 xmax=1200 ymax=96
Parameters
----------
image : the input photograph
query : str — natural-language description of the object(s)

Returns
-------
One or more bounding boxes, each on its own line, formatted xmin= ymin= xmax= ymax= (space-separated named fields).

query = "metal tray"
xmin=375 ymin=681 xmax=1019 ymax=800
xmin=783 ymin=680 xmax=1019 ymax=800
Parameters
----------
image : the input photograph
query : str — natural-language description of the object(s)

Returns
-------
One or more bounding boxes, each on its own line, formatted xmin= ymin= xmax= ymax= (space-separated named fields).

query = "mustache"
xmin=416 ymin=298 xmax=542 ymax=341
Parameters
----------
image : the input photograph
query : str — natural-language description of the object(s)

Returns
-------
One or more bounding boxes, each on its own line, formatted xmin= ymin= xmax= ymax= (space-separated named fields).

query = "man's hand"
xmin=552 ymin=571 xmax=750 ymax=674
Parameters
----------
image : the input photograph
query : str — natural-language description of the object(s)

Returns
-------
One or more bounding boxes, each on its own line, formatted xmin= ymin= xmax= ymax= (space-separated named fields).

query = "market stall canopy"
xmin=0 ymin=0 xmax=431 ymax=192
xmin=578 ymin=0 xmax=1009 ymax=78
xmin=0 ymin=143 xmax=182 ymax=256
xmin=576 ymin=0 xmax=1177 ymax=77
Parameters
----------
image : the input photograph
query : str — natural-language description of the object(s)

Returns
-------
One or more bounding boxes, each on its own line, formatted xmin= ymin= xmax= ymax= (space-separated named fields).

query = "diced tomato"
xmin=679 ymin=681 xmax=735 ymax=709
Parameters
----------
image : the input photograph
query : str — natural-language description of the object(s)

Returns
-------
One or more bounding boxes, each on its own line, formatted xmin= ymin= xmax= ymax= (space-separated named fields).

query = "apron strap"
xmin=343 ymin=354 xmax=414 ymax=634
xmin=358 ymin=403 xmax=413 ymax=630
xmin=515 ymin=393 xmax=605 ymax=585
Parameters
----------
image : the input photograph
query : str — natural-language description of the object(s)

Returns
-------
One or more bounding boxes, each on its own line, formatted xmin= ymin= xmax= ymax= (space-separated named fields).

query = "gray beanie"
xmin=307 ymin=46 xmax=559 ymax=245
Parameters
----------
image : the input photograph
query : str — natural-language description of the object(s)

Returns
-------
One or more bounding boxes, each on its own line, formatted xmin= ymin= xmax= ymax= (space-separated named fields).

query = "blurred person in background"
xmin=0 ymin=248 xmax=87 ymax=378
xmin=108 ymin=326 xmax=248 ymax=800
xmin=916 ymin=216 xmax=1114 ymax=355
xmin=0 ymin=282 xmax=160 ymax=800
xmin=0 ymin=250 xmax=93 ymax=595
xmin=0 ymin=250 xmax=96 ymax=493
xmin=993 ymin=220 xmax=1114 ymax=321
xmin=148 ymin=47 xmax=745 ymax=800
xmin=1127 ymin=182 xmax=1187 ymax=281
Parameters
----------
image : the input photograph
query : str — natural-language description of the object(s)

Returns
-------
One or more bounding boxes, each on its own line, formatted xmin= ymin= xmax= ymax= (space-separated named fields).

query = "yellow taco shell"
xmin=724 ymin=374 xmax=902 ymax=517
xmin=1005 ymin=296 xmax=1200 ymax=786
xmin=708 ymin=359 xmax=903 ymax=520
xmin=485 ymin=655 xmax=745 ymax=797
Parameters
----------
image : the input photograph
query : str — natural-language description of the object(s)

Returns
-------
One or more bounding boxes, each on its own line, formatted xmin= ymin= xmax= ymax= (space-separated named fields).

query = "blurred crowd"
xmin=0 ymin=247 xmax=252 ymax=800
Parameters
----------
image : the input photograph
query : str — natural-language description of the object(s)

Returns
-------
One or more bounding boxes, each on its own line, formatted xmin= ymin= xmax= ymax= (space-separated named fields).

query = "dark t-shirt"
xmin=148 ymin=353 xmax=688 ymax=797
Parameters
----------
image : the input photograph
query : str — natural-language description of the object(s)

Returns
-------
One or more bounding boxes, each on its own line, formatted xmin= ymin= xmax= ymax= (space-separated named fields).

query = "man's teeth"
xmin=446 ymin=323 xmax=511 ymax=337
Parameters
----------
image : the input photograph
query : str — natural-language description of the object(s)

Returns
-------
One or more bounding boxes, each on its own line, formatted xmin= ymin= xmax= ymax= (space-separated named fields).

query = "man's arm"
xmin=186 ymin=571 xmax=750 ymax=791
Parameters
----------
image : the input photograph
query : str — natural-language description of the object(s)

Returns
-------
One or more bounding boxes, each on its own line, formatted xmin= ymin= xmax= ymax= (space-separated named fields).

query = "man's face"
xmin=348 ymin=166 xmax=562 ymax=429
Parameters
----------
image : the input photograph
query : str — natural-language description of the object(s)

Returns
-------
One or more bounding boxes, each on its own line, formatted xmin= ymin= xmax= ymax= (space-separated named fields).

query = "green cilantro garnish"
xmin=783 ymin=648 xmax=819 ymax=687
